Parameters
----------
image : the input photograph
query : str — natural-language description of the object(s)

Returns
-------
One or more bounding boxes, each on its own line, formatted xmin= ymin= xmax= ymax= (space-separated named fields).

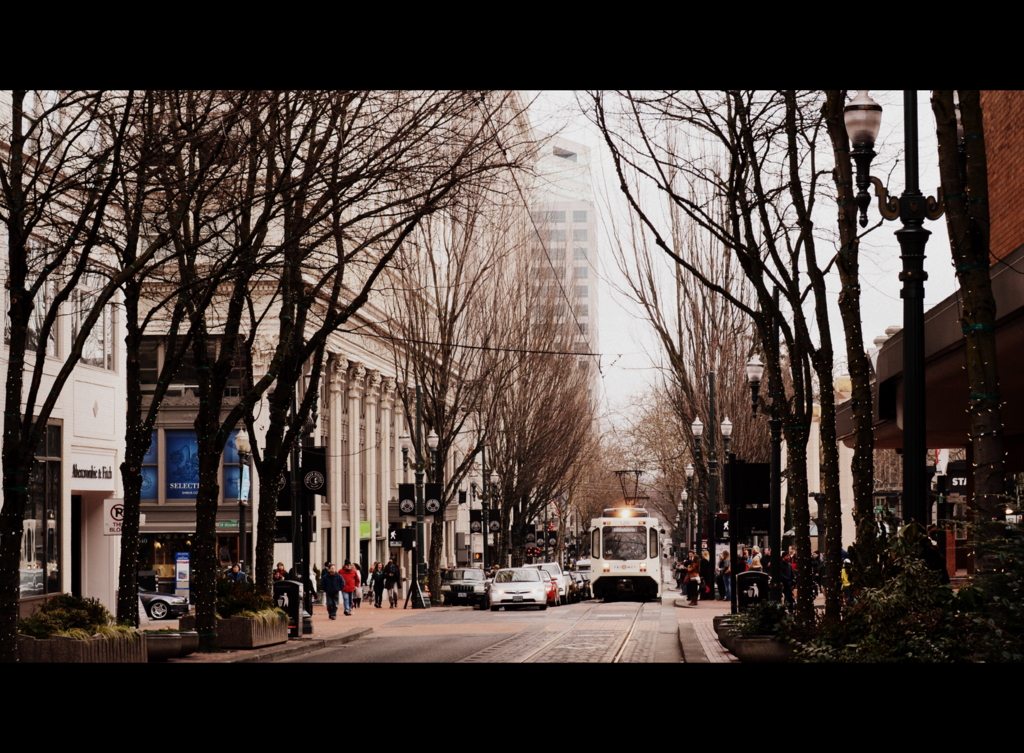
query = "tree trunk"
xmin=932 ymin=91 xmax=1005 ymax=554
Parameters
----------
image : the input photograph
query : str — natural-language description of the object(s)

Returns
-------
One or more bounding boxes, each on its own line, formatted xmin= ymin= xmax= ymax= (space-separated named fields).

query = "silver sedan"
xmin=487 ymin=568 xmax=549 ymax=611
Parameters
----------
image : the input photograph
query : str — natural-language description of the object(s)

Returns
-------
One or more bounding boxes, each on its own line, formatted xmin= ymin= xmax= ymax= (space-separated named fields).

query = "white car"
xmin=487 ymin=568 xmax=549 ymax=611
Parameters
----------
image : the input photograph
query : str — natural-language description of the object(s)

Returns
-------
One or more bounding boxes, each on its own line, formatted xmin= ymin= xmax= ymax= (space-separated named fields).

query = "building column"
xmin=347 ymin=361 xmax=365 ymax=566
xmin=327 ymin=355 xmax=347 ymax=566
xmin=379 ymin=377 xmax=396 ymax=564
xmin=365 ymin=370 xmax=381 ymax=564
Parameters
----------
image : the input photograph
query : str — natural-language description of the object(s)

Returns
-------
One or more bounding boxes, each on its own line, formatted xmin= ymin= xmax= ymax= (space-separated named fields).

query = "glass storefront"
xmin=21 ymin=425 xmax=61 ymax=599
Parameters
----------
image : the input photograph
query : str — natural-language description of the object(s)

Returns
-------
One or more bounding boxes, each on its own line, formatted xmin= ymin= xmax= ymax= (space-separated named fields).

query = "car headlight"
xmin=441 ymin=585 xmax=451 ymax=592
xmin=474 ymin=584 xmax=485 ymax=592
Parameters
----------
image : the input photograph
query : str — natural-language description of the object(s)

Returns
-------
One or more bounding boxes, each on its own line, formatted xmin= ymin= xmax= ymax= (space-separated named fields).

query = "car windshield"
xmin=496 ymin=569 xmax=540 ymax=583
xmin=603 ymin=526 xmax=648 ymax=560
xmin=444 ymin=569 xmax=483 ymax=581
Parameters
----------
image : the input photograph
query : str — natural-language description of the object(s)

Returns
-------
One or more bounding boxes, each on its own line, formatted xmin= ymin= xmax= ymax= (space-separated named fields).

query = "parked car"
xmin=571 ymin=571 xmax=592 ymax=601
xmin=140 ymin=590 xmax=190 ymax=620
xmin=487 ymin=568 xmax=548 ymax=611
xmin=440 ymin=567 xmax=488 ymax=607
xmin=526 ymin=562 xmax=570 ymax=605
xmin=540 ymin=570 xmax=560 ymax=606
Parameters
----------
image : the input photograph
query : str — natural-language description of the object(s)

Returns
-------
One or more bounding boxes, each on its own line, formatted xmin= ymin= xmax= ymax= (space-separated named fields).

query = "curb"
xmin=170 ymin=626 xmax=374 ymax=663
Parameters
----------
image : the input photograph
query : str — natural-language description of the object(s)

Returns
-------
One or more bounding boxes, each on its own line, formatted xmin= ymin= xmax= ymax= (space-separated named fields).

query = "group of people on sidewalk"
xmin=673 ymin=545 xmax=805 ymax=607
xmin=318 ymin=556 xmax=402 ymax=619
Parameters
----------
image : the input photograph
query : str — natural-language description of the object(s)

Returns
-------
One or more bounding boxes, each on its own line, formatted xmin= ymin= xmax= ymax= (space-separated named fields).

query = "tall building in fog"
xmin=532 ymin=134 xmax=600 ymax=404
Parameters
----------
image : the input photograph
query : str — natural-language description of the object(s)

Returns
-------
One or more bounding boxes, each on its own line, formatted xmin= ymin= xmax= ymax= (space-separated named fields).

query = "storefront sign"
xmin=166 ymin=430 xmax=200 ymax=499
xmin=70 ymin=447 xmax=117 ymax=492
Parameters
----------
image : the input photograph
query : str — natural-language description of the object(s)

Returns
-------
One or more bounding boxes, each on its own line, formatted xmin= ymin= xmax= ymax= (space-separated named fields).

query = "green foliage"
xmin=792 ymin=525 xmax=982 ymax=662
xmin=17 ymin=593 xmax=117 ymax=639
xmin=734 ymin=598 xmax=791 ymax=637
xmin=955 ymin=522 xmax=1024 ymax=662
xmin=216 ymin=578 xmax=276 ymax=618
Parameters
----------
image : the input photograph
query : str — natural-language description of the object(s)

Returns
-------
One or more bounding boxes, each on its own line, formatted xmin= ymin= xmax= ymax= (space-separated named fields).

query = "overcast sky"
xmin=528 ymin=90 xmax=959 ymax=430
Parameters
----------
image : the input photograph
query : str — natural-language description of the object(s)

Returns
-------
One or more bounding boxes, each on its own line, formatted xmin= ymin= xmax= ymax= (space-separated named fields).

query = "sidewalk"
xmin=666 ymin=581 xmax=739 ymax=663
xmin=165 ymin=595 xmax=424 ymax=663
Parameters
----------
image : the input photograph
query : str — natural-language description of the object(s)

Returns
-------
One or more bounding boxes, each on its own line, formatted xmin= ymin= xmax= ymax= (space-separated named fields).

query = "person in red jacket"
xmin=340 ymin=560 xmax=359 ymax=616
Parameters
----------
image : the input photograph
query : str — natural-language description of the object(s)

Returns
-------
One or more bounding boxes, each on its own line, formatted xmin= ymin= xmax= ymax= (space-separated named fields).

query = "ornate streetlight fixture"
xmin=844 ymin=90 xmax=944 ymax=529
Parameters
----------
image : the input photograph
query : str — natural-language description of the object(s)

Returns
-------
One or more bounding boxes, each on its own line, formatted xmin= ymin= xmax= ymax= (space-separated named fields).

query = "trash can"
xmin=736 ymin=570 xmax=770 ymax=612
xmin=274 ymin=579 xmax=302 ymax=638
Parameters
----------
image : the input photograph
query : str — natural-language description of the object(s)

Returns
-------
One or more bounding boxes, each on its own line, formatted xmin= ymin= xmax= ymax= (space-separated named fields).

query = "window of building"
xmin=573 ymin=210 xmax=588 ymax=223
xmin=73 ymin=274 xmax=115 ymax=370
xmin=532 ymin=210 xmax=565 ymax=223
xmin=549 ymin=229 xmax=566 ymax=242
xmin=139 ymin=337 xmax=247 ymax=397
xmin=573 ymin=247 xmax=588 ymax=260
xmin=4 ymin=254 xmax=58 ymax=358
xmin=23 ymin=424 xmax=62 ymax=599
xmin=575 ymin=286 xmax=588 ymax=298
xmin=578 ymin=323 xmax=589 ymax=334
xmin=548 ymin=247 xmax=565 ymax=260
xmin=573 ymin=230 xmax=587 ymax=242
xmin=575 ymin=304 xmax=589 ymax=317
xmin=575 ymin=267 xmax=588 ymax=279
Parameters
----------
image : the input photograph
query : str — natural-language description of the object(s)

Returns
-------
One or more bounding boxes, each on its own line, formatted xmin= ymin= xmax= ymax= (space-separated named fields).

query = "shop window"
xmin=22 ymin=425 xmax=62 ymax=599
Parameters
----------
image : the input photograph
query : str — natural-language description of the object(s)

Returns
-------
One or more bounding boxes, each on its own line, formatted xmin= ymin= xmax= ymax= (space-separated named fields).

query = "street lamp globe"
xmin=721 ymin=417 xmax=733 ymax=438
xmin=399 ymin=432 xmax=412 ymax=452
xmin=691 ymin=417 xmax=704 ymax=439
xmin=685 ymin=463 xmax=694 ymax=480
xmin=236 ymin=427 xmax=251 ymax=455
xmin=745 ymin=354 xmax=764 ymax=384
xmin=427 ymin=429 xmax=439 ymax=450
xmin=843 ymin=90 xmax=882 ymax=147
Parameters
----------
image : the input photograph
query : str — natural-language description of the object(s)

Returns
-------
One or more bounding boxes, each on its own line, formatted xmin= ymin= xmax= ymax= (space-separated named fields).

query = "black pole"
xmin=481 ymin=445 xmax=489 ymax=572
xmin=727 ymin=452 xmax=738 ymax=614
xmin=769 ymin=287 xmax=782 ymax=596
xmin=896 ymin=90 xmax=929 ymax=530
xmin=708 ymin=372 xmax=718 ymax=564
xmin=415 ymin=385 xmax=426 ymax=585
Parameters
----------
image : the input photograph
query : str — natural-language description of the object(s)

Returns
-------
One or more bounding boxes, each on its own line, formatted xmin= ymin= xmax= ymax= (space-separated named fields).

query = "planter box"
xmin=145 ymin=633 xmax=182 ymax=662
xmin=730 ymin=635 xmax=793 ymax=664
xmin=18 ymin=632 xmax=146 ymax=663
xmin=179 ymin=613 xmax=287 ymax=649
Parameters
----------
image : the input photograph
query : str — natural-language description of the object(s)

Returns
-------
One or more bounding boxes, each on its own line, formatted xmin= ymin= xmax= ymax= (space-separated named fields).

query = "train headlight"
xmin=603 ymin=563 xmax=610 ymax=572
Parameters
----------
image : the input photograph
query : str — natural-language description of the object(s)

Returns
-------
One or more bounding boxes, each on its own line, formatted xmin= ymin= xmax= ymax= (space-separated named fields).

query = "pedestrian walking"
xmin=368 ymin=562 xmax=386 ymax=608
xmin=685 ymin=552 xmax=701 ymax=606
xmin=352 ymin=563 xmax=363 ymax=609
xmin=321 ymin=564 xmax=343 ymax=620
xmin=383 ymin=556 xmax=401 ymax=608
xmin=718 ymin=551 xmax=731 ymax=602
xmin=340 ymin=560 xmax=359 ymax=616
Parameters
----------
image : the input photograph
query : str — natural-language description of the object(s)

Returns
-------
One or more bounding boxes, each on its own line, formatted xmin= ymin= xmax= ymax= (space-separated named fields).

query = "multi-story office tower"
xmin=531 ymin=135 xmax=601 ymax=405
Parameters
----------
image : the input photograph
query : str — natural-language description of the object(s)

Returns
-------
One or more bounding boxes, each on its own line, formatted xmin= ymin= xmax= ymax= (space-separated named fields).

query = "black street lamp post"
xmin=747 ymin=352 xmax=783 ymax=594
xmin=845 ymin=90 xmax=944 ymax=529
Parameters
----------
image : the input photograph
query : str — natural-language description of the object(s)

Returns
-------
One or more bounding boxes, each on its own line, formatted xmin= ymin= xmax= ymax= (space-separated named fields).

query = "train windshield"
xmin=602 ymin=526 xmax=648 ymax=560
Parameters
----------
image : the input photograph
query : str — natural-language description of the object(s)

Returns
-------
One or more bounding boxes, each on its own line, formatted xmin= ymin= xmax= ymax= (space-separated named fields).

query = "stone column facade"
xmin=347 ymin=361 xmax=365 ymax=566
xmin=364 ymin=370 xmax=381 ymax=563
xmin=327 ymin=355 xmax=347 ymax=566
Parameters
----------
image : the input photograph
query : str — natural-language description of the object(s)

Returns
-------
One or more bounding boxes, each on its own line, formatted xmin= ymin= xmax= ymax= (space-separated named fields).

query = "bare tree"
xmin=0 ymin=90 xmax=174 ymax=661
xmin=588 ymin=90 xmax=846 ymax=624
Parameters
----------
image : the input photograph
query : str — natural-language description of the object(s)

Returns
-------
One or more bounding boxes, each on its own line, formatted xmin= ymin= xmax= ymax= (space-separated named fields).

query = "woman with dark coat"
xmin=368 ymin=562 xmax=386 ymax=608
xmin=686 ymin=553 xmax=701 ymax=606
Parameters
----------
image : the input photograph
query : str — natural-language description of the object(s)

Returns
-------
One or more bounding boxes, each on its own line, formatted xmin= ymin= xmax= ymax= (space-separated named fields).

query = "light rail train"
xmin=588 ymin=506 xmax=664 ymax=601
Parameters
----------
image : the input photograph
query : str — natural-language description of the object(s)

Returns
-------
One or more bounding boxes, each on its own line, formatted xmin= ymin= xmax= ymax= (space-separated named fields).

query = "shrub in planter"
xmin=216 ymin=579 xmax=277 ymax=618
xmin=17 ymin=595 xmax=143 ymax=662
